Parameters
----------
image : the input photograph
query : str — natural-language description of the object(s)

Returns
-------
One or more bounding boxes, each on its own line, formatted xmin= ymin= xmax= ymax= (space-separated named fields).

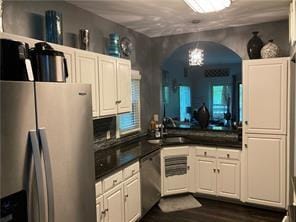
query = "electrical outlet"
xmin=106 ymin=130 xmax=111 ymax=140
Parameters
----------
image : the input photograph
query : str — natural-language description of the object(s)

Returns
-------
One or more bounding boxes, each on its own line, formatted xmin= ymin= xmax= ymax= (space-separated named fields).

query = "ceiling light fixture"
xmin=184 ymin=0 xmax=231 ymax=13
xmin=188 ymin=48 xmax=204 ymax=66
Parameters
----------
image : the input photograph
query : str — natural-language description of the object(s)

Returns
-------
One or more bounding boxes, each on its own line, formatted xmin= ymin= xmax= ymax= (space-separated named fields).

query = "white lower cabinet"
xmin=104 ymin=184 xmax=125 ymax=222
xmin=195 ymin=147 xmax=241 ymax=200
xmin=243 ymin=134 xmax=286 ymax=208
xmin=161 ymin=147 xmax=192 ymax=196
xmin=195 ymin=157 xmax=217 ymax=195
xmin=124 ymin=174 xmax=141 ymax=222
xmin=95 ymin=162 xmax=141 ymax=222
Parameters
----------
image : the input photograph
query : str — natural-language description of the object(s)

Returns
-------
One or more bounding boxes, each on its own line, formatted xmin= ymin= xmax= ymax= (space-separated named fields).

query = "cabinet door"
xmin=244 ymin=134 xmax=286 ymax=208
xmin=104 ymin=184 xmax=124 ymax=222
xmin=217 ymin=159 xmax=240 ymax=199
xmin=98 ymin=55 xmax=118 ymax=116
xmin=163 ymin=171 xmax=190 ymax=196
xmin=124 ymin=174 xmax=141 ymax=222
xmin=243 ymin=59 xmax=288 ymax=134
xmin=75 ymin=51 xmax=99 ymax=116
xmin=52 ymin=44 xmax=76 ymax=83
xmin=195 ymin=157 xmax=217 ymax=195
xmin=96 ymin=196 xmax=104 ymax=222
xmin=117 ymin=59 xmax=132 ymax=114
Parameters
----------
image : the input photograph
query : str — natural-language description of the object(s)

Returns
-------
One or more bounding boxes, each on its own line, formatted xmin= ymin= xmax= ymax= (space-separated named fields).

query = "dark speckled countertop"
xmin=94 ymin=138 xmax=159 ymax=180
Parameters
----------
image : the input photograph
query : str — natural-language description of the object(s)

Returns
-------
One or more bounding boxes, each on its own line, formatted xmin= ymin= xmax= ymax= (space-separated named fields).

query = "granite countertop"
xmin=94 ymin=138 xmax=160 ymax=180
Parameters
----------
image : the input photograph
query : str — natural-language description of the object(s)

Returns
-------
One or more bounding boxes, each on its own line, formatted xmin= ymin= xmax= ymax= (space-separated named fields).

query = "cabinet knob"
xmin=244 ymin=144 xmax=248 ymax=148
xmin=204 ymin=152 xmax=207 ymax=156
xmin=213 ymin=169 xmax=216 ymax=173
xmin=217 ymin=169 xmax=220 ymax=173
xmin=187 ymin=166 xmax=190 ymax=170
xmin=245 ymin=121 xmax=248 ymax=125
xmin=227 ymin=154 xmax=230 ymax=158
xmin=132 ymin=170 xmax=135 ymax=174
xmin=113 ymin=179 xmax=117 ymax=185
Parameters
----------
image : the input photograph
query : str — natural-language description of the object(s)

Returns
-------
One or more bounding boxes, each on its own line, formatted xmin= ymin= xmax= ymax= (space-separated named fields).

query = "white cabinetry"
xmin=75 ymin=51 xmax=99 ymax=116
xmin=244 ymin=134 xmax=286 ymax=208
xmin=195 ymin=147 xmax=241 ymax=199
xmin=161 ymin=147 xmax=192 ymax=196
xmin=98 ymin=55 xmax=132 ymax=117
xmin=95 ymin=162 xmax=141 ymax=222
xmin=242 ymin=58 xmax=291 ymax=209
xmin=243 ymin=58 xmax=288 ymax=135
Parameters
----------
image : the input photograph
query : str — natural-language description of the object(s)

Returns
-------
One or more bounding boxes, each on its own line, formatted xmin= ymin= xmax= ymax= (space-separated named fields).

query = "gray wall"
xmin=3 ymin=0 xmax=158 ymax=131
xmin=151 ymin=20 xmax=289 ymax=115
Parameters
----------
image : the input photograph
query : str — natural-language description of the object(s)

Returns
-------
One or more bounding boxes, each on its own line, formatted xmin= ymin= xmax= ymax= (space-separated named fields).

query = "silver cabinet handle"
xmin=39 ymin=128 xmax=54 ymax=222
xmin=29 ymin=130 xmax=46 ymax=222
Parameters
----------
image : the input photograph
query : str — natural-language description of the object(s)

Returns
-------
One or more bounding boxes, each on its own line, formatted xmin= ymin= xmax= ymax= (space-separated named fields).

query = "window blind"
xmin=119 ymin=79 xmax=141 ymax=134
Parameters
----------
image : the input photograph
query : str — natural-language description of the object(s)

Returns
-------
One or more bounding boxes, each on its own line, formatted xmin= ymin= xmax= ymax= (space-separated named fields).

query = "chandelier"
xmin=188 ymin=48 xmax=204 ymax=66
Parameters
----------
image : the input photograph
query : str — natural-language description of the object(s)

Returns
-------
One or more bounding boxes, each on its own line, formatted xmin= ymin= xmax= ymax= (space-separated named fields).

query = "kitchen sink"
xmin=147 ymin=137 xmax=190 ymax=145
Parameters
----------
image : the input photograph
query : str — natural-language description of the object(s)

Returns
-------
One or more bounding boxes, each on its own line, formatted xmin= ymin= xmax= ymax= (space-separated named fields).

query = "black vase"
xmin=247 ymin=31 xmax=263 ymax=59
xmin=196 ymin=103 xmax=210 ymax=129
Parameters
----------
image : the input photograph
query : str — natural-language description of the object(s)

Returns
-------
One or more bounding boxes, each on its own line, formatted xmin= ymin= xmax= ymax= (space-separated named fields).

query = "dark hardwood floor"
xmin=140 ymin=198 xmax=286 ymax=222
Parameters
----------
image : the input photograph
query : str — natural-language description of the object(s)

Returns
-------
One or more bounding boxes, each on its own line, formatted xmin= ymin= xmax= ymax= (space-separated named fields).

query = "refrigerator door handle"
xmin=39 ymin=127 xmax=54 ymax=222
xmin=29 ymin=130 xmax=46 ymax=222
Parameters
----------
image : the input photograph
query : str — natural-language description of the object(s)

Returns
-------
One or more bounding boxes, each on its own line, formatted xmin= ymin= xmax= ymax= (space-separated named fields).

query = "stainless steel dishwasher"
xmin=140 ymin=149 xmax=161 ymax=217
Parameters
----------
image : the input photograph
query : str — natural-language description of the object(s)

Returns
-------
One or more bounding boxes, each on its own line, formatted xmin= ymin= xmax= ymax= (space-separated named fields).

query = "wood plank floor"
xmin=140 ymin=198 xmax=286 ymax=222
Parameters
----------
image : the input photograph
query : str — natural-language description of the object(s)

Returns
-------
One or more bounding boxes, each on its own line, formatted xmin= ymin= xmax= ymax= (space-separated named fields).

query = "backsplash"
xmin=93 ymin=117 xmax=116 ymax=143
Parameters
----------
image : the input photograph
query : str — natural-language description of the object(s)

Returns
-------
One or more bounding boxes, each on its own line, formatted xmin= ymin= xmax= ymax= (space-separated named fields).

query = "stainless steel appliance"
xmin=0 ymin=81 xmax=96 ymax=222
xmin=0 ymin=39 xmax=33 ymax=81
xmin=140 ymin=149 xmax=161 ymax=217
xmin=29 ymin=42 xmax=68 ymax=82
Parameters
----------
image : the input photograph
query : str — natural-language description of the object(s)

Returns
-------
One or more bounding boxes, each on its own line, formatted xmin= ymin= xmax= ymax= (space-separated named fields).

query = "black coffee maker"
xmin=0 ymin=39 xmax=34 ymax=81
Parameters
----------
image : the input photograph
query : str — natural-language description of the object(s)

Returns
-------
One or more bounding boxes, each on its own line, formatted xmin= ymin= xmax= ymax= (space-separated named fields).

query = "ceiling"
xmin=163 ymin=41 xmax=241 ymax=67
xmin=68 ymin=0 xmax=290 ymax=38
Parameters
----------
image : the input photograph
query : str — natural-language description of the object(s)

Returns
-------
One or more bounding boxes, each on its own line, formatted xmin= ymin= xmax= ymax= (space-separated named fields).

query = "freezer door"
xmin=34 ymin=82 xmax=96 ymax=222
xmin=0 ymin=81 xmax=45 ymax=222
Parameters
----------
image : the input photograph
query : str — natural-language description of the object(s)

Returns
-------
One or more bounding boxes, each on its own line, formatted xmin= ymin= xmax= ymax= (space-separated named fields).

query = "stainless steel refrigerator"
xmin=0 ymin=81 xmax=96 ymax=222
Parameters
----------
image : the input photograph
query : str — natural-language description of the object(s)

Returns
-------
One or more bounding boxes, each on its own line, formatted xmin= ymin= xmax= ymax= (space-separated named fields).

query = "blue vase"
xmin=108 ymin=33 xmax=120 ymax=57
xmin=45 ymin=10 xmax=63 ymax=44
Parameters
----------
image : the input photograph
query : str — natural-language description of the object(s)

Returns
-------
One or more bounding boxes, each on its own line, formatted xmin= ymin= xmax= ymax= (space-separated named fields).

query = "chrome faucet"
xmin=164 ymin=117 xmax=177 ymax=127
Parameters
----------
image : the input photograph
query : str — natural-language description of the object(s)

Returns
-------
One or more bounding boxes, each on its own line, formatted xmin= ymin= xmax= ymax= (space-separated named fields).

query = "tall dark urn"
xmin=247 ymin=31 xmax=263 ymax=59
xmin=196 ymin=103 xmax=210 ymax=129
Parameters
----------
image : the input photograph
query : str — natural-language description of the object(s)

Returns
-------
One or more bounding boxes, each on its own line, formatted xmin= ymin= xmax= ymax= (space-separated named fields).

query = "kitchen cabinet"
xmin=195 ymin=157 xmax=217 ymax=195
xmin=96 ymin=196 xmax=104 ymax=222
xmin=161 ymin=147 xmax=192 ymax=196
xmin=95 ymin=162 xmax=141 ymax=222
xmin=75 ymin=50 xmax=99 ymax=116
xmin=117 ymin=59 xmax=132 ymax=113
xmin=195 ymin=147 xmax=241 ymax=199
xmin=98 ymin=55 xmax=132 ymax=117
xmin=217 ymin=159 xmax=240 ymax=199
xmin=243 ymin=134 xmax=286 ymax=208
xmin=103 ymin=184 xmax=125 ymax=222
xmin=98 ymin=55 xmax=118 ymax=116
xmin=243 ymin=58 xmax=288 ymax=135
xmin=124 ymin=174 xmax=141 ymax=222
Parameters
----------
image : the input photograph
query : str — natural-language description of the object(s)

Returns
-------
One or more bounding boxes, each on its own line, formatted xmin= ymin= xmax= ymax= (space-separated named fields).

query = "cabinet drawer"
xmin=162 ymin=147 xmax=189 ymax=156
xmin=123 ymin=161 xmax=139 ymax=180
xmin=103 ymin=170 xmax=123 ymax=192
xmin=217 ymin=149 xmax=240 ymax=160
xmin=195 ymin=147 xmax=217 ymax=158
xmin=95 ymin=181 xmax=103 ymax=197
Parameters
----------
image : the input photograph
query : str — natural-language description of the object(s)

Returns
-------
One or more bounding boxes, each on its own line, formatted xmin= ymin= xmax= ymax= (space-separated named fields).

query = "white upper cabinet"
xmin=75 ymin=50 xmax=99 ymax=117
xmin=98 ymin=55 xmax=118 ymax=116
xmin=244 ymin=134 xmax=286 ymax=208
xmin=243 ymin=58 xmax=288 ymax=135
xmin=117 ymin=58 xmax=132 ymax=114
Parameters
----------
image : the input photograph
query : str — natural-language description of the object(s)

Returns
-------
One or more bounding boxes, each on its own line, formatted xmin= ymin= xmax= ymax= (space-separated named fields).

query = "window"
xmin=179 ymin=86 xmax=191 ymax=121
xmin=118 ymin=73 xmax=141 ymax=135
xmin=211 ymin=85 xmax=231 ymax=121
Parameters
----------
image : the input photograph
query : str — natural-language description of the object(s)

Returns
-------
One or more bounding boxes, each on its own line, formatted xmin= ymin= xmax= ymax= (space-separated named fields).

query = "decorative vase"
xmin=45 ymin=10 xmax=63 ymax=44
xmin=108 ymin=33 xmax=120 ymax=57
xmin=261 ymin=40 xmax=280 ymax=59
xmin=79 ymin=29 xmax=90 ymax=50
xmin=196 ymin=103 xmax=210 ymax=129
xmin=247 ymin=31 xmax=263 ymax=59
